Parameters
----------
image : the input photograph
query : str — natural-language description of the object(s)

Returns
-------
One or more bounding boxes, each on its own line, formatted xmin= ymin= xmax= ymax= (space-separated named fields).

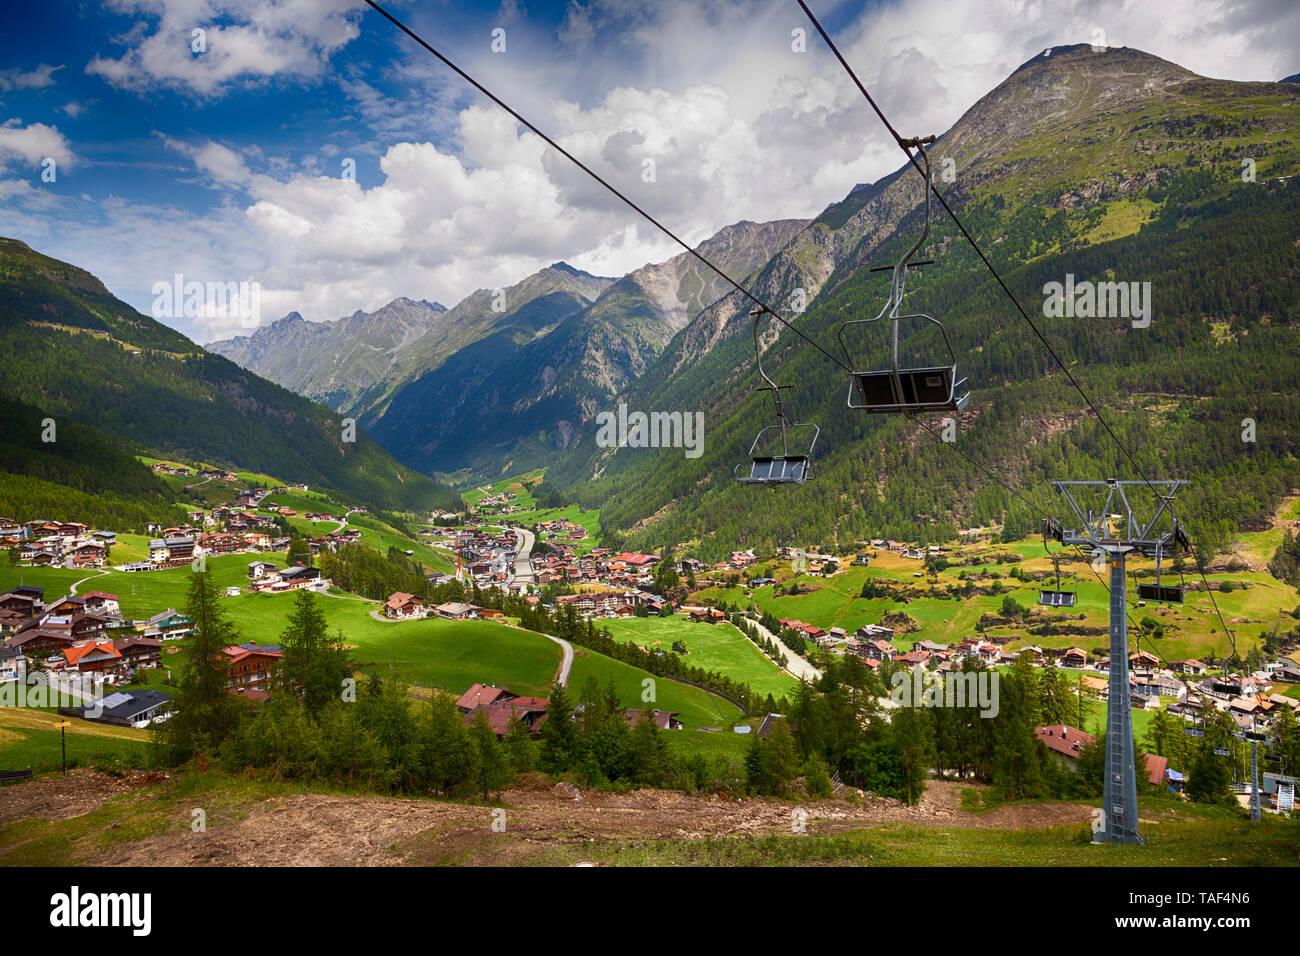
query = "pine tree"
xmin=538 ymin=680 xmax=576 ymax=773
xmin=470 ymin=709 xmax=512 ymax=801
xmin=163 ymin=569 xmax=238 ymax=761
xmin=279 ymin=589 xmax=351 ymax=716
xmin=761 ymin=719 xmax=801 ymax=796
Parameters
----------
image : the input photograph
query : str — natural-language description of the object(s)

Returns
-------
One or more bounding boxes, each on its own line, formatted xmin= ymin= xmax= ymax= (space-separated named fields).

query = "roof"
xmin=223 ymin=642 xmax=283 ymax=663
xmin=435 ymin=602 xmax=475 ymax=616
xmin=1141 ymin=753 xmax=1169 ymax=787
xmin=64 ymin=642 xmax=121 ymax=666
xmin=462 ymin=703 xmax=515 ymax=735
xmin=87 ymin=689 xmax=171 ymax=721
xmin=1035 ymin=724 xmax=1096 ymax=758
xmin=385 ymin=591 xmax=421 ymax=609
xmin=456 ymin=683 xmax=511 ymax=710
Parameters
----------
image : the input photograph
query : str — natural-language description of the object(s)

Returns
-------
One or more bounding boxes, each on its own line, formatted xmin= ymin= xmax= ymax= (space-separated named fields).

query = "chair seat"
xmin=1038 ymin=590 xmax=1076 ymax=608
xmin=739 ymin=456 xmax=809 ymax=485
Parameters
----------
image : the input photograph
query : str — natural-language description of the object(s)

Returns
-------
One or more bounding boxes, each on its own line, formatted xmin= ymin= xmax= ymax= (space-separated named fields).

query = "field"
xmin=598 ymin=615 xmax=799 ymax=700
xmin=694 ymin=535 xmax=1300 ymax=665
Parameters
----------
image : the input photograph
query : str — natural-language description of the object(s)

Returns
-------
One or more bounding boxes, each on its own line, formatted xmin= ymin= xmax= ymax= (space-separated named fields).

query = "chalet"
xmin=456 ymin=684 xmax=550 ymax=736
xmin=1036 ymin=724 xmax=1168 ymax=786
xmin=0 ymin=586 xmax=43 ymax=614
xmin=223 ymin=643 xmax=283 ymax=691
xmin=71 ymin=542 xmax=107 ymax=568
xmin=895 ymin=650 xmax=931 ymax=667
xmin=0 ymin=647 xmax=20 ymax=683
xmin=1170 ymin=659 xmax=1208 ymax=676
xmin=8 ymin=628 xmax=76 ymax=656
xmin=277 ymin=566 xmax=321 ymax=589
xmin=434 ymin=602 xmax=478 ymax=621
xmin=149 ymin=534 xmax=195 ymax=565
xmin=113 ymin=636 xmax=163 ymax=668
xmin=863 ymin=639 xmax=896 ymax=662
xmin=62 ymin=641 xmax=121 ymax=673
xmin=384 ymin=592 xmax=426 ymax=620
xmin=1035 ymin=724 xmax=1095 ymax=771
xmin=1060 ymin=647 xmax=1089 ymax=669
xmin=81 ymin=591 xmax=120 ymax=615
xmin=1273 ymin=663 xmax=1300 ymax=684
xmin=689 ymin=607 xmax=727 ymax=624
xmin=75 ymin=689 xmax=172 ymax=728
xmin=1079 ymin=674 xmax=1109 ymax=697
xmin=456 ymin=683 xmax=512 ymax=711
xmin=248 ymin=560 xmax=279 ymax=581
xmin=44 ymin=594 xmax=86 ymax=616
xmin=142 ymin=608 xmax=194 ymax=640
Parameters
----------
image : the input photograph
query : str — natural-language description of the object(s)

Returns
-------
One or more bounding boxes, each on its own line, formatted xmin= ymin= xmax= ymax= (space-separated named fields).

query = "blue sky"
xmin=0 ymin=0 xmax=1296 ymax=342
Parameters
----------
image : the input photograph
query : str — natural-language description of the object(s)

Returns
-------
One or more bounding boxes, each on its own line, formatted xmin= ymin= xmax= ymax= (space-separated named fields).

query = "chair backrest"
xmin=854 ymin=366 xmax=954 ymax=408
xmin=1137 ymin=583 xmax=1184 ymax=604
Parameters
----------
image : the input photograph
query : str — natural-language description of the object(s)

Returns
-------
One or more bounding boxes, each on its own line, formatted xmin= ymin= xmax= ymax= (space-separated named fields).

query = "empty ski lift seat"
xmin=735 ymin=423 xmax=819 ymax=487
xmin=1038 ymin=589 xmax=1076 ymax=608
xmin=738 ymin=455 xmax=810 ymax=486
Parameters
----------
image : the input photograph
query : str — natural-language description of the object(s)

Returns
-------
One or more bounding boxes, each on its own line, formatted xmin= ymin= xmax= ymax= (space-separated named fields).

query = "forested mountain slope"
xmin=540 ymin=46 xmax=1300 ymax=559
xmin=0 ymin=238 xmax=461 ymax=514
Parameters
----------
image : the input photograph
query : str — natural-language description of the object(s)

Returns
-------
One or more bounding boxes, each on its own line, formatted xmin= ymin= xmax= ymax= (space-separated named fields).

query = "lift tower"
xmin=1050 ymin=479 xmax=1190 ymax=845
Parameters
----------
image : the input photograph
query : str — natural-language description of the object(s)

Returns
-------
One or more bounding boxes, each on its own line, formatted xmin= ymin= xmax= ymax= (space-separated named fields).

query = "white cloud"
xmin=14 ymin=0 xmax=1300 ymax=343
xmin=0 ymin=121 xmax=76 ymax=173
xmin=0 ymin=64 xmax=64 ymax=92
xmin=86 ymin=0 xmax=366 ymax=97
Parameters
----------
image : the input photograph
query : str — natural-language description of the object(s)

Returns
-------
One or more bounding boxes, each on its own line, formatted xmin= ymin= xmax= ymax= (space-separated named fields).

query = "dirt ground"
xmin=0 ymin=771 xmax=1096 ymax=866
xmin=0 ymin=770 xmax=166 ymax=827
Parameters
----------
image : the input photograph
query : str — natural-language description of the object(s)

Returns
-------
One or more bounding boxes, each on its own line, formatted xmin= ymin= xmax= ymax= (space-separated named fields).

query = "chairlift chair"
xmin=1038 ymin=520 xmax=1076 ymax=608
xmin=837 ymin=140 xmax=971 ymax=416
xmin=735 ymin=307 xmax=820 ymax=487
xmin=1135 ymin=523 xmax=1187 ymax=604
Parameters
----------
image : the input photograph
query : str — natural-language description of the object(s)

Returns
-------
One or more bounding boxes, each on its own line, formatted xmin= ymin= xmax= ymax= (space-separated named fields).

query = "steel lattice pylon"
xmin=1050 ymin=479 xmax=1190 ymax=846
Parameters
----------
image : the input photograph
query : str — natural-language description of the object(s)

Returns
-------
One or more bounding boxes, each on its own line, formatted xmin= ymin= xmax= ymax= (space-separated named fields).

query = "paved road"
xmin=510 ymin=526 xmax=536 ymax=588
xmin=67 ymin=569 xmax=110 ymax=596
xmin=542 ymin=631 xmax=574 ymax=686
xmin=748 ymin=617 xmax=822 ymax=682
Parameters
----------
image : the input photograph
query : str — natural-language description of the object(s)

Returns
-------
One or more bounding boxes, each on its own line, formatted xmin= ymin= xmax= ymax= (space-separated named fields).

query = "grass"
xmin=566 ymin=649 xmax=746 ymax=743
xmin=0 ymin=709 xmax=152 ymax=775
xmin=598 ymin=615 xmax=799 ymax=699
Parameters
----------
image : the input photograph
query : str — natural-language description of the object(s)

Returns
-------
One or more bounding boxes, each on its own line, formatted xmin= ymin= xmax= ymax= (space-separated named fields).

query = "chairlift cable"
xmin=913 ymin=415 xmax=1146 ymax=638
xmin=362 ymin=0 xmax=853 ymax=375
xmin=797 ymin=0 xmax=1166 ymax=505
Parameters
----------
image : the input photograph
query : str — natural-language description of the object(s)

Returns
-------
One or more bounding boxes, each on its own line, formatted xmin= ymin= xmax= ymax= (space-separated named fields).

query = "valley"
xmin=2 ymin=14 xmax=1299 ymax=881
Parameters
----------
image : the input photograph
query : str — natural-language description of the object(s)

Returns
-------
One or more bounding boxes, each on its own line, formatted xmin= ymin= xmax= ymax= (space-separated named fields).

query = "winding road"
xmin=510 ymin=526 xmax=535 ymax=588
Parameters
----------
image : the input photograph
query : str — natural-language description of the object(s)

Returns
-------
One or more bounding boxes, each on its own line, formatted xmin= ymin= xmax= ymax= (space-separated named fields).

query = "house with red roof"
xmin=62 ymin=641 xmax=121 ymax=673
xmin=1036 ymin=724 xmax=1170 ymax=786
